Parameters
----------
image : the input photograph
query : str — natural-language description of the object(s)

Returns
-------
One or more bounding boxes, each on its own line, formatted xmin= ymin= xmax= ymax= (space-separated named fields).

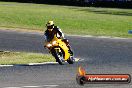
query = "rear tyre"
xmin=67 ymin=56 xmax=75 ymax=64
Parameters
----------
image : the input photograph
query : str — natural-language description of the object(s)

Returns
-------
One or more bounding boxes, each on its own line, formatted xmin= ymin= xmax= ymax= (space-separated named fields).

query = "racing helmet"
xmin=46 ymin=21 xmax=54 ymax=30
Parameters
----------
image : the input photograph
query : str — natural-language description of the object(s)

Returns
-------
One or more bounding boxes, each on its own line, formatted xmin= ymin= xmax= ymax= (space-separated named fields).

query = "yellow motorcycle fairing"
xmin=45 ymin=35 xmax=70 ymax=61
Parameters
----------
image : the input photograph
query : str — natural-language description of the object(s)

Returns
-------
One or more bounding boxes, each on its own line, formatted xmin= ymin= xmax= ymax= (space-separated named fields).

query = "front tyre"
xmin=52 ymin=49 xmax=64 ymax=65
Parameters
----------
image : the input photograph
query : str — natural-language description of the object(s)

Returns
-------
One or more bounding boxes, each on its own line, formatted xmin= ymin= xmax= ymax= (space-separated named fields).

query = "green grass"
xmin=0 ymin=51 xmax=55 ymax=65
xmin=0 ymin=1 xmax=132 ymax=37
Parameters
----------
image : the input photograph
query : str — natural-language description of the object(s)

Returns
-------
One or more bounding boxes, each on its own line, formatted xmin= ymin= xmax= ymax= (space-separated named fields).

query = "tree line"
xmin=1 ymin=0 xmax=132 ymax=8
xmin=0 ymin=0 xmax=83 ymax=5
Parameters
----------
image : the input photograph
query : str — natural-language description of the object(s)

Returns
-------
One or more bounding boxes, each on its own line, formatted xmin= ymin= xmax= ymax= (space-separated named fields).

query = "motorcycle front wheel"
xmin=51 ymin=49 xmax=65 ymax=65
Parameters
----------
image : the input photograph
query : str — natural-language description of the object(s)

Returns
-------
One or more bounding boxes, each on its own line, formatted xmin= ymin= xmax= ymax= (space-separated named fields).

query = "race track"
xmin=0 ymin=30 xmax=132 ymax=88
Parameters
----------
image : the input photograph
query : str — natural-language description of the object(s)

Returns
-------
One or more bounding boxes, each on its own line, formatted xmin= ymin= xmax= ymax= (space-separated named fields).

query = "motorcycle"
xmin=44 ymin=35 xmax=75 ymax=65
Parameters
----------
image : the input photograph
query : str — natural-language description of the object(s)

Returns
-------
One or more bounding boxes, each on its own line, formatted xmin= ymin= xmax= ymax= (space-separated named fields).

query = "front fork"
xmin=51 ymin=48 xmax=64 ymax=60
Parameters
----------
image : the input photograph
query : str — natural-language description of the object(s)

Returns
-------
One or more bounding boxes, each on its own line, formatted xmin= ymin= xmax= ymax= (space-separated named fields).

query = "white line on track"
xmin=4 ymin=85 xmax=59 ymax=88
xmin=28 ymin=62 xmax=58 ymax=65
xmin=43 ymin=85 xmax=59 ymax=88
xmin=1 ymin=29 xmax=130 ymax=40
xmin=0 ymin=57 xmax=83 ymax=67
xmin=3 ymin=87 xmax=22 ymax=88
xmin=75 ymin=58 xmax=84 ymax=62
xmin=0 ymin=65 xmax=13 ymax=67
xmin=22 ymin=86 xmax=41 ymax=87
xmin=66 ymin=34 xmax=130 ymax=40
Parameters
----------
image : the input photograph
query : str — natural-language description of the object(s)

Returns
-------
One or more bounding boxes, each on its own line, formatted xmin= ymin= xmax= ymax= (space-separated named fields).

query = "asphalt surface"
xmin=0 ymin=29 xmax=132 ymax=88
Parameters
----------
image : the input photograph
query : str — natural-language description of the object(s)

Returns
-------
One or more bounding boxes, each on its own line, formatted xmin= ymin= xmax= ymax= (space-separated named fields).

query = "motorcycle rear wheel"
xmin=67 ymin=56 xmax=75 ymax=64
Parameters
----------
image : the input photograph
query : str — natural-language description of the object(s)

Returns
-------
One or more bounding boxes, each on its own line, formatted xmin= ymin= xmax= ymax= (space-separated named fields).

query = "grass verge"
xmin=0 ymin=51 xmax=55 ymax=65
xmin=0 ymin=2 xmax=132 ymax=38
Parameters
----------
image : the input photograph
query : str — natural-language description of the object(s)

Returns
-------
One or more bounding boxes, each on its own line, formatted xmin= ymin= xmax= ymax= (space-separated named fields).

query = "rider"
xmin=44 ymin=21 xmax=73 ymax=56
